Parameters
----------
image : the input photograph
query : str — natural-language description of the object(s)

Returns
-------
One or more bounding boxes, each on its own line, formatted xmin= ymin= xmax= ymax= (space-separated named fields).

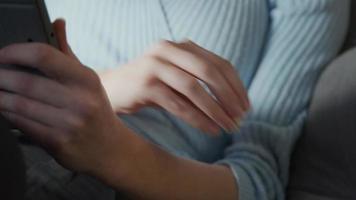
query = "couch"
xmin=287 ymin=1 xmax=356 ymax=200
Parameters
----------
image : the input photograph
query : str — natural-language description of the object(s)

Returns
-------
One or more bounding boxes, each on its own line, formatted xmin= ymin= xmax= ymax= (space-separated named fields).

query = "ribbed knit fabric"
xmin=28 ymin=0 xmax=349 ymax=199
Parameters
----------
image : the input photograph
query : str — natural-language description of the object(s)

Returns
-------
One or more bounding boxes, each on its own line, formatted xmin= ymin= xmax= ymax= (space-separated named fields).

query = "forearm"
xmin=95 ymin=122 xmax=239 ymax=200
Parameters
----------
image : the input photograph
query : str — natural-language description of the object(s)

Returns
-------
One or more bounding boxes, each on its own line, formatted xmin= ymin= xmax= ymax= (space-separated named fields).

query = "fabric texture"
xmin=288 ymin=47 xmax=356 ymax=200
xmin=23 ymin=0 xmax=349 ymax=199
xmin=288 ymin=191 xmax=343 ymax=200
xmin=0 ymin=116 xmax=26 ymax=200
xmin=342 ymin=0 xmax=356 ymax=50
xmin=216 ymin=1 xmax=349 ymax=199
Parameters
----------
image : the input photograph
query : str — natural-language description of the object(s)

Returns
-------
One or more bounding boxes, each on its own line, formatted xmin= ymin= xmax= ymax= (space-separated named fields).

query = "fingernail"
xmin=221 ymin=123 xmax=231 ymax=133
xmin=248 ymin=105 xmax=253 ymax=112
xmin=226 ymin=121 xmax=237 ymax=133
xmin=232 ymin=106 xmax=242 ymax=118
xmin=232 ymin=117 xmax=240 ymax=131
xmin=246 ymin=101 xmax=253 ymax=111
xmin=234 ymin=116 xmax=241 ymax=124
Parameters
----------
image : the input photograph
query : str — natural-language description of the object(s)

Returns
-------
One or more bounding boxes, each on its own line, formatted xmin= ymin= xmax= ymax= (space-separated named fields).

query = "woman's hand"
xmin=0 ymin=20 xmax=125 ymax=174
xmin=101 ymin=40 xmax=250 ymax=134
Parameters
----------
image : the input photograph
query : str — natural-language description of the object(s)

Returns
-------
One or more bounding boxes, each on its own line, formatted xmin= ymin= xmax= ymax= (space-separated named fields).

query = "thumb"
xmin=52 ymin=19 xmax=78 ymax=60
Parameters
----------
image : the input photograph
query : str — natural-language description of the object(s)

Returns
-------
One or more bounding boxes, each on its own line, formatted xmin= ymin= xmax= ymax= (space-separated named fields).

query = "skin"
xmin=0 ymin=19 xmax=249 ymax=199
xmin=100 ymin=40 xmax=250 ymax=134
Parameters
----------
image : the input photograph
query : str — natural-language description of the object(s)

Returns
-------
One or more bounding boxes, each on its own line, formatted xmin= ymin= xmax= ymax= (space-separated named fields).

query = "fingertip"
xmin=52 ymin=19 xmax=72 ymax=55
xmin=53 ymin=18 xmax=66 ymax=26
xmin=244 ymin=93 xmax=252 ymax=109
xmin=245 ymin=101 xmax=252 ymax=112
xmin=239 ymin=99 xmax=250 ymax=112
xmin=52 ymin=19 xmax=66 ymax=36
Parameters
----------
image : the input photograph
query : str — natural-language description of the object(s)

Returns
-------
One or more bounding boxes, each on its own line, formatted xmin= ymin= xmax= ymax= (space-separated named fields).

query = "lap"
xmin=0 ymin=116 xmax=26 ymax=200
xmin=20 ymin=139 xmax=116 ymax=200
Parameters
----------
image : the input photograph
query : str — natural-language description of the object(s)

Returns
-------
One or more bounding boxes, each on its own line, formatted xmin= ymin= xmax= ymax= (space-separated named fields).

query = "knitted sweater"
xmin=44 ymin=0 xmax=349 ymax=199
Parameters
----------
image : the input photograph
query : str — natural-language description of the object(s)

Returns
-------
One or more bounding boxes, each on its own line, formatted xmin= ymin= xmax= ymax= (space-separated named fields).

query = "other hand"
xmin=101 ymin=40 xmax=250 ymax=134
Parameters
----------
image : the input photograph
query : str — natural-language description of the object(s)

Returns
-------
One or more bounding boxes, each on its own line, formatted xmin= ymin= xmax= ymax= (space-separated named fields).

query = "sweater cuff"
xmin=216 ymin=160 xmax=256 ymax=200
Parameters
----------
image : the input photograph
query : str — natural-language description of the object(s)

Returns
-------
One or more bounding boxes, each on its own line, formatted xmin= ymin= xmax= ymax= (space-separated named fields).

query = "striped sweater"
xmin=40 ymin=0 xmax=349 ymax=199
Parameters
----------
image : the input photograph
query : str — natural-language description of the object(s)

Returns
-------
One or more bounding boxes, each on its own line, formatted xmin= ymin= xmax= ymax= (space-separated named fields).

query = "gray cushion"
xmin=342 ymin=1 xmax=356 ymax=50
xmin=288 ymin=47 xmax=356 ymax=200
xmin=288 ymin=191 xmax=344 ymax=200
xmin=0 ymin=115 xmax=26 ymax=200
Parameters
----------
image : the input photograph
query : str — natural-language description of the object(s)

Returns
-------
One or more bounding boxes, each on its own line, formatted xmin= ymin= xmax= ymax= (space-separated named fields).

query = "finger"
xmin=149 ymin=85 xmax=220 ymax=135
xmin=178 ymin=40 xmax=248 ymax=118
xmin=150 ymin=41 xmax=244 ymax=122
xmin=183 ymin=40 xmax=250 ymax=110
xmin=223 ymin=68 xmax=250 ymax=110
xmin=0 ymin=91 xmax=68 ymax=128
xmin=1 ymin=111 xmax=58 ymax=150
xmin=0 ymin=43 xmax=83 ymax=83
xmin=150 ymin=59 xmax=236 ymax=131
xmin=0 ymin=68 xmax=73 ymax=107
xmin=52 ymin=19 xmax=78 ymax=60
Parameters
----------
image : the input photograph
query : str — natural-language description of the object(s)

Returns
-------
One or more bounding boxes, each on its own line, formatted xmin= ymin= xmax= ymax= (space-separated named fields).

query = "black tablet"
xmin=0 ymin=0 xmax=58 ymax=49
xmin=0 ymin=0 xmax=57 ymax=74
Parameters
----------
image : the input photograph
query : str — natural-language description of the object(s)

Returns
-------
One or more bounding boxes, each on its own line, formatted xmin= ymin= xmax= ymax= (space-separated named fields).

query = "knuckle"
xmin=66 ymin=115 xmax=86 ymax=131
xmin=182 ymin=78 xmax=200 ymax=94
xmin=15 ymin=75 xmax=35 ymax=93
xmin=142 ymin=74 xmax=159 ymax=88
xmin=150 ymin=84 xmax=165 ymax=96
xmin=52 ymin=134 xmax=71 ymax=154
xmin=86 ymin=99 xmax=101 ymax=112
xmin=83 ymin=68 xmax=102 ymax=90
xmin=179 ymin=39 xmax=194 ymax=48
xmin=33 ymin=44 xmax=53 ymax=63
xmin=151 ymin=40 xmax=176 ymax=54
xmin=87 ymin=68 xmax=100 ymax=83
xmin=140 ymin=57 xmax=160 ymax=86
xmin=221 ymin=59 xmax=235 ymax=73
xmin=90 ymin=72 xmax=102 ymax=88
xmin=182 ymin=39 xmax=193 ymax=45
xmin=141 ymin=55 xmax=160 ymax=70
xmin=200 ymin=64 xmax=215 ymax=79
xmin=157 ymin=40 xmax=175 ymax=49
xmin=77 ymin=99 xmax=100 ymax=120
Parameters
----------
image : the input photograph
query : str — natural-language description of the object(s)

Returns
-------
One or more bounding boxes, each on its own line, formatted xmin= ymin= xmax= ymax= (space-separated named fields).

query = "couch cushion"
xmin=0 ymin=115 xmax=26 ymax=200
xmin=342 ymin=1 xmax=356 ymax=50
xmin=288 ymin=47 xmax=356 ymax=199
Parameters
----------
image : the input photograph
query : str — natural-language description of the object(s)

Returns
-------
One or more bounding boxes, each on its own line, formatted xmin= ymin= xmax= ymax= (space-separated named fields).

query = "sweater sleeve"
xmin=216 ymin=0 xmax=350 ymax=199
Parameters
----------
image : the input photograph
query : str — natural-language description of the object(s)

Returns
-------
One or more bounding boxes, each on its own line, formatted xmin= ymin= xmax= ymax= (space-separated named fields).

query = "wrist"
xmin=89 ymin=120 xmax=148 ymax=188
xmin=98 ymin=68 xmax=121 ymax=111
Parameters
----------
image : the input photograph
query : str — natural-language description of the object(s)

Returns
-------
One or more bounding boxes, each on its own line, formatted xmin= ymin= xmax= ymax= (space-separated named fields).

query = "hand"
xmin=0 ymin=20 xmax=124 ymax=174
xmin=101 ymin=40 xmax=250 ymax=134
